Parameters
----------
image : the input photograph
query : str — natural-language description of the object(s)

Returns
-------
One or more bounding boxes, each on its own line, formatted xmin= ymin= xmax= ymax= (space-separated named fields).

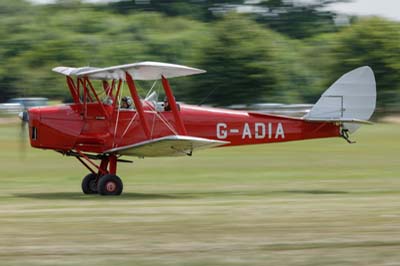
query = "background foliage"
xmin=0 ymin=0 xmax=399 ymax=111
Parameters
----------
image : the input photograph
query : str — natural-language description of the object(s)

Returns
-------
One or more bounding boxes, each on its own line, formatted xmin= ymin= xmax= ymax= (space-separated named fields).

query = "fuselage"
xmin=28 ymin=101 xmax=340 ymax=155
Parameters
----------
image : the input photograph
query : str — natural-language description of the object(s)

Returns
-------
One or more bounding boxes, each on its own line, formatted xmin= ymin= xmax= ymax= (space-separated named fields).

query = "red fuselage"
xmin=28 ymin=102 xmax=340 ymax=154
xmin=26 ymin=63 xmax=373 ymax=195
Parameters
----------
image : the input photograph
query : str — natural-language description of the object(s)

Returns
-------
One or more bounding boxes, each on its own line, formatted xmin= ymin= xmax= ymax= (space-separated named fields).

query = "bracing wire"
xmin=197 ymin=86 xmax=220 ymax=106
xmin=119 ymin=80 xmax=158 ymax=140
xmin=117 ymin=79 xmax=181 ymax=144
xmin=113 ymin=80 xmax=125 ymax=147
xmin=120 ymin=112 xmax=138 ymax=140
xmin=145 ymin=80 xmax=158 ymax=99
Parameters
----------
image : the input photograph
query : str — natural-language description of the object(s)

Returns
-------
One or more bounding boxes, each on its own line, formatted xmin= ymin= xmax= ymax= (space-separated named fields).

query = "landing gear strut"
xmin=70 ymin=151 xmax=126 ymax=196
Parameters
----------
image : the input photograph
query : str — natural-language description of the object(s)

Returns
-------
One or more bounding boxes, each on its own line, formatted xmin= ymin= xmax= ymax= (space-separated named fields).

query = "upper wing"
xmin=52 ymin=61 xmax=206 ymax=81
xmin=105 ymin=135 xmax=229 ymax=157
xmin=52 ymin=66 xmax=100 ymax=76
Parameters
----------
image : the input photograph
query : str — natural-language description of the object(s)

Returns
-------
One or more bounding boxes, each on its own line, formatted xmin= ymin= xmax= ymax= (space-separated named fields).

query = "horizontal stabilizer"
xmin=53 ymin=61 xmax=206 ymax=81
xmin=105 ymin=135 xmax=229 ymax=157
xmin=303 ymin=118 xmax=373 ymax=125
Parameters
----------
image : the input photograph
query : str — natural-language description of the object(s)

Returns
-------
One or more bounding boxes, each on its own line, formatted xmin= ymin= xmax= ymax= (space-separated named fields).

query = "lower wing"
xmin=105 ymin=135 xmax=229 ymax=157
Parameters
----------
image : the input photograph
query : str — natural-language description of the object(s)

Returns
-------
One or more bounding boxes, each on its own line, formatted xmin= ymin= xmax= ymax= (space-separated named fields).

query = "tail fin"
xmin=304 ymin=66 xmax=376 ymax=133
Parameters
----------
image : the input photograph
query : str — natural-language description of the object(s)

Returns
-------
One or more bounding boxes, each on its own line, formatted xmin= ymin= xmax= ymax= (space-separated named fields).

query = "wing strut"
xmin=161 ymin=76 xmax=187 ymax=135
xmin=66 ymin=77 xmax=80 ymax=104
xmin=125 ymin=72 xmax=151 ymax=139
xmin=85 ymin=77 xmax=109 ymax=119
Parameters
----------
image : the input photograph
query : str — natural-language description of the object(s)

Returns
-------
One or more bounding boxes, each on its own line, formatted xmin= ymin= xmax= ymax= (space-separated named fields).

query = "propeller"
xmin=14 ymin=98 xmax=48 ymax=159
xmin=18 ymin=110 xmax=29 ymax=159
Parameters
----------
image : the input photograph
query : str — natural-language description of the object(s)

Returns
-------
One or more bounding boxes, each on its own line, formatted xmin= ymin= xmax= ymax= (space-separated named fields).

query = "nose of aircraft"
xmin=26 ymin=105 xmax=86 ymax=151
xmin=27 ymin=107 xmax=41 ymax=147
xmin=18 ymin=111 xmax=24 ymax=120
xmin=18 ymin=111 xmax=29 ymax=122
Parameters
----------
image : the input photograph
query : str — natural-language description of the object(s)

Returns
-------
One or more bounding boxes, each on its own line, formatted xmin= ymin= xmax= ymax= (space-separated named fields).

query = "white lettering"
xmin=216 ymin=122 xmax=285 ymax=140
xmin=242 ymin=123 xmax=252 ymax=139
xmin=217 ymin=123 xmax=228 ymax=139
xmin=275 ymin=122 xmax=285 ymax=139
xmin=268 ymin=123 xmax=272 ymax=139
xmin=255 ymin=123 xmax=265 ymax=139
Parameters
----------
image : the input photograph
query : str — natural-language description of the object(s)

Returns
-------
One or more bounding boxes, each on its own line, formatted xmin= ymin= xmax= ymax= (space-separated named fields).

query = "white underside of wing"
xmin=105 ymin=135 xmax=229 ymax=157
xmin=52 ymin=66 xmax=100 ymax=76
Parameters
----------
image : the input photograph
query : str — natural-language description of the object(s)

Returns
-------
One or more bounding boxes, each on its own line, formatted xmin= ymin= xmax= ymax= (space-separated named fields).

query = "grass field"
xmin=0 ymin=123 xmax=399 ymax=266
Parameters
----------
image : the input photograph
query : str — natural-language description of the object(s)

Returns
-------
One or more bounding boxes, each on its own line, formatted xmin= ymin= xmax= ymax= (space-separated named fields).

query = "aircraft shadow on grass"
xmin=15 ymin=192 xmax=182 ymax=200
xmin=15 ymin=190 xmax=348 ymax=200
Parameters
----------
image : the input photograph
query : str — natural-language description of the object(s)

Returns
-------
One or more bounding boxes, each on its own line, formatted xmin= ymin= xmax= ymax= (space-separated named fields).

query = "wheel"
xmin=81 ymin=173 xmax=98 ymax=194
xmin=98 ymin=174 xmax=123 ymax=196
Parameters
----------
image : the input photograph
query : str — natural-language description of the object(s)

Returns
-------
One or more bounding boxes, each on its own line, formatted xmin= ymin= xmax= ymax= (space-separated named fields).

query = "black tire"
xmin=98 ymin=174 xmax=123 ymax=196
xmin=81 ymin=173 xmax=98 ymax=194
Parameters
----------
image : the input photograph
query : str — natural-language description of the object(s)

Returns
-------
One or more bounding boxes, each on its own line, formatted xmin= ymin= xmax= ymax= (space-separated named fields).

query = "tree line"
xmin=0 ymin=0 xmax=399 ymax=112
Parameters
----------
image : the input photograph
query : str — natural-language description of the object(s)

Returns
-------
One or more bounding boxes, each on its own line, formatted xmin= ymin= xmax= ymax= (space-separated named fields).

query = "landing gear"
xmin=98 ymin=174 xmax=123 ymax=196
xmin=71 ymin=152 xmax=128 ymax=196
xmin=81 ymin=173 xmax=124 ymax=195
xmin=81 ymin=173 xmax=98 ymax=194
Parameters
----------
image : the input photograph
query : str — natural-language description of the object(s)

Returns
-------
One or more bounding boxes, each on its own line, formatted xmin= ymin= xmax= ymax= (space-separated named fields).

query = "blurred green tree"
xmin=248 ymin=0 xmax=348 ymax=39
xmin=107 ymin=0 xmax=241 ymax=21
xmin=0 ymin=0 xmax=399 ymax=115
xmin=185 ymin=14 xmax=311 ymax=106
xmin=322 ymin=18 xmax=400 ymax=111
xmin=108 ymin=0 xmax=347 ymax=39
xmin=0 ymin=1 xmax=209 ymax=101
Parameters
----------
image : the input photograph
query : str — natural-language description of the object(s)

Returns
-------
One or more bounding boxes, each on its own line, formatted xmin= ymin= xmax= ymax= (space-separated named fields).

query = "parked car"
xmin=8 ymin=97 xmax=48 ymax=110
xmin=0 ymin=103 xmax=23 ymax=115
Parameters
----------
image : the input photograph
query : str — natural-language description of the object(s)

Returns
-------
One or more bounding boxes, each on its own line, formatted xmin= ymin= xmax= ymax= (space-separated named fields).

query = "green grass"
xmin=0 ymin=123 xmax=399 ymax=265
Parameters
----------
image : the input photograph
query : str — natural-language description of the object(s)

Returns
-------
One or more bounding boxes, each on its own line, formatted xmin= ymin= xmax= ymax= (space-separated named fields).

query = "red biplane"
xmin=27 ymin=62 xmax=376 ymax=195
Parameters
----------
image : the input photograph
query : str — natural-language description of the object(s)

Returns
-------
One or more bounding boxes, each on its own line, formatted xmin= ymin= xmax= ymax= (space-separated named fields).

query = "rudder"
xmin=304 ymin=66 xmax=376 ymax=133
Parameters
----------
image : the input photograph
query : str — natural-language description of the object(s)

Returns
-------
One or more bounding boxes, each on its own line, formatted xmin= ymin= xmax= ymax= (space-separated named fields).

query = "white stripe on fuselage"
xmin=183 ymin=104 xmax=249 ymax=117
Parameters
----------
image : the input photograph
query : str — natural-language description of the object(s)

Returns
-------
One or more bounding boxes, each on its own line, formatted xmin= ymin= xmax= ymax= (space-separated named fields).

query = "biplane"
xmin=27 ymin=62 xmax=376 ymax=195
